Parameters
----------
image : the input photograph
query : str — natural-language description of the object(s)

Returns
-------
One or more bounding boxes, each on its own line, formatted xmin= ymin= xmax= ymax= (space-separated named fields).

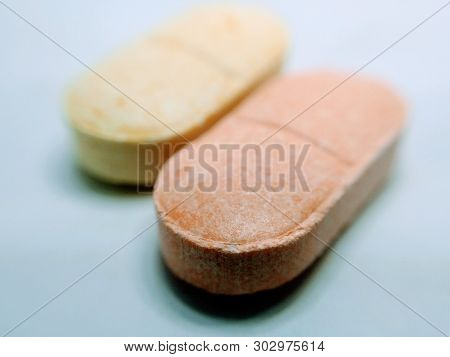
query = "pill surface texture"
xmin=154 ymin=71 xmax=406 ymax=295
xmin=65 ymin=6 xmax=287 ymax=185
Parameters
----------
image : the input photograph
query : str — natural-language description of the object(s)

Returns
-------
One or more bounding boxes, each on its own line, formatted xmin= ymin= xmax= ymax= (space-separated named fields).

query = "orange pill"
xmin=154 ymin=71 xmax=406 ymax=294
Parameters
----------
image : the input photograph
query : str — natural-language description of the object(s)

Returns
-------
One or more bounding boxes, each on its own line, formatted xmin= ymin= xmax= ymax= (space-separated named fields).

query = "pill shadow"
xmin=46 ymin=143 xmax=152 ymax=197
xmin=156 ymin=177 xmax=398 ymax=319
xmin=159 ymin=252 xmax=328 ymax=319
xmin=76 ymin=167 xmax=154 ymax=196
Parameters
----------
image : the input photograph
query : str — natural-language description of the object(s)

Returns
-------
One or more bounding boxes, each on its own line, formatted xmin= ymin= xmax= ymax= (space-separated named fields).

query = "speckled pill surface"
xmin=65 ymin=6 xmax=287 ymax=185
xmin=154 ymin=71 xmax=406 ymax=295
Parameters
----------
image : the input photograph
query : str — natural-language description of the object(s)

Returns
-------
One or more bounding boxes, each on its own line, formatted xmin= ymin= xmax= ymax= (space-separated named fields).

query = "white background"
xmin=0 ymin=0 xmax=449 ymax=336
xmin=1 ymin=337 xmax=450 ymax=356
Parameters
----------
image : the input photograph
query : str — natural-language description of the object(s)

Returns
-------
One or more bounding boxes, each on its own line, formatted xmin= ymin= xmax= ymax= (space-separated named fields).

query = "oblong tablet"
xmin=154 ymin=71 xmax=406 ymax=294
xmin=65 ymin=6 xmax=287 ymax=185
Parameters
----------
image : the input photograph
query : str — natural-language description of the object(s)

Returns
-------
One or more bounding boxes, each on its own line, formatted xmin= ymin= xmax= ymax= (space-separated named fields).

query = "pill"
xmin=154 ymin=71 xmax=406 ymax=294
xmin=65 ymin=6 xmax=287 ymax=185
